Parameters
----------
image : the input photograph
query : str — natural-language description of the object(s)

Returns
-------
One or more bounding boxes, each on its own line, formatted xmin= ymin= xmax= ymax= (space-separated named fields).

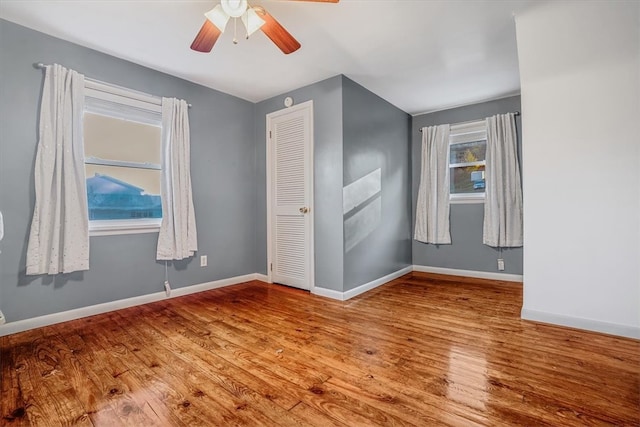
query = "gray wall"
xmin=342 ymin=77 xmax=412 ymax=291
xmin=0 ymin=20 xmax=523 ymax=326
xmin=254 ymin=76 xmax=344 ymax=291
xmin=0 ymin=20 xmax=257 ymax=322
xmin=411 ymin=96 xmax=523 ymax=274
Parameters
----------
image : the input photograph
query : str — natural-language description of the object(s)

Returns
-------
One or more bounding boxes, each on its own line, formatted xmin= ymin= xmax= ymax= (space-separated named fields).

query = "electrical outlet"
xmin=497 ymin=258 xmax=505 ymax=271
xmin=0 ymin=310 xmax=5 ymax=325
xmin=164 ymin=280 xmax=171 ymax=297
xmin=200 ymin=255 xmax=207 ymax=267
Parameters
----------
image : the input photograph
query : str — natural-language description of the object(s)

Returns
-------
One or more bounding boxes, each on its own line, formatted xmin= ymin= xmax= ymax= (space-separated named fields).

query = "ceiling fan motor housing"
xmin=221 ymin=0 xmax=248 ymax=18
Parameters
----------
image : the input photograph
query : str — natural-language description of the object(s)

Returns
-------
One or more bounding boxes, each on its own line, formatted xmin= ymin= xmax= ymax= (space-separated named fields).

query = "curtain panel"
xmin=483 ymin=113 xmax=523 ymax=247
xmin=26 ymin=64 xmax=89 ymax=275
xmin=415 ymin=124 xmax=452 ymax=244
xmin=156 ymin=98 xmax=198 ymax=260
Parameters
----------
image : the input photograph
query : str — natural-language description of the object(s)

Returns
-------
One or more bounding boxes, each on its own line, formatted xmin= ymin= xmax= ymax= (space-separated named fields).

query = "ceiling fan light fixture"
xmin=192 ymin=0 xmax=337 ymax=54
xmin=242 ymin=8 xmax=266 ymax=37
xmin=221 ymin=0 xmax=248 ymax=18
xmin=204 ymin=4 xmax=230 ymax=32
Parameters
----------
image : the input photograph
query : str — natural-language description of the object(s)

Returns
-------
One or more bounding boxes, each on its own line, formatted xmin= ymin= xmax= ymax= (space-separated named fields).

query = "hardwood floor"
xmin=2 ymin=272 xmax=639 ymax=426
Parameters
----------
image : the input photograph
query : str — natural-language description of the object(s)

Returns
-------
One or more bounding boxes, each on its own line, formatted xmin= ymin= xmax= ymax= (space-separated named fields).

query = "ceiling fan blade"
xmin=256 ymin=8 xmax=301 ymax=54
xmin=190 ymin=20 xmax=222 ymax=53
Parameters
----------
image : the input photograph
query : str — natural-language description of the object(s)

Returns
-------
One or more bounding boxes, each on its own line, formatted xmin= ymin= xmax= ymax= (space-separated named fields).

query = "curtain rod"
xmin=34 ymin=63 xmax=192 ymax=108
xmin=418 ymin=111 xmax=520 ymax=132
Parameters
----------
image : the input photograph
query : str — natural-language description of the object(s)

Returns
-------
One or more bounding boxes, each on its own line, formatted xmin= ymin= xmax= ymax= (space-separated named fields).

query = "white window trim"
xmin=450 ymin=192 xmax=486 ymax=204
xmin=84 ymin=81 xmax=163 ymax=236
xmin=85 ymin=79 xmax=162 ymax=112
xmin=89 ymin=219 xmax=161 ymax=236
xmin=450 ymin=160 xmax=485 ymax=169
xmin=85 ymin=156 xmax=161 ymax=170
xmin=449 ymin=119 xmax=486 ymax=204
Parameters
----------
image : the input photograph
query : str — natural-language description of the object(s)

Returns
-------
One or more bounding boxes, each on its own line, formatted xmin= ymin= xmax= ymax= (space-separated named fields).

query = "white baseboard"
xmin=412 ymin=265 xmax=523 ymax=282
xmin=312 ymin=265 xmax=413 ymax=301
xmin=0 ymin=273 xmax=263 ymax=337
xmin=311 ymin=286 xmax=344 ymax=300
xmin=254 ymin=273 xmax=269 ymax=282
xmin=521 ymin=308 xmax=640 ymax=340
xmin=344 ymin=266 xmax=413 ymax=300
xmin=4 ymin=268 xmax=635 ymax=341
xmin=412 ymin=267 xmax=640 ymax=339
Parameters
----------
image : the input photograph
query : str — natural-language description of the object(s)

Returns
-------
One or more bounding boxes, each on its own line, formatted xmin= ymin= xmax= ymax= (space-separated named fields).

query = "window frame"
xmin=83 ymin=80 xmax=163 ymax=236
xmin=449 ymin=120 xmax=487 ymax=204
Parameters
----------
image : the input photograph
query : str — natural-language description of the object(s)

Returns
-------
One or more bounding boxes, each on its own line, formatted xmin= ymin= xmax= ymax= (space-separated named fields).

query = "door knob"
xmin=299 ymin=207 xmax=309 ymax=214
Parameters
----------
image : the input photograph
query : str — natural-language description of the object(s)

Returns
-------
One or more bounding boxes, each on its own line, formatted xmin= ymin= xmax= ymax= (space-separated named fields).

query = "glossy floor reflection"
xmin=2 ymin=272 xmax=639 ymax=426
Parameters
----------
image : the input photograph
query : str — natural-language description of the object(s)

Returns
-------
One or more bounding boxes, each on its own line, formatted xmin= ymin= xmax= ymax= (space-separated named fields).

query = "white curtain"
xmin=483 ymin=113 xmax=523 ymax=247
xmin=26 ymin=64 xmax=89 ymax=275
xmin=156 ymin=98 xmax=198 ymax=260
xmin=415 ymin=124 xmax=452 ymax=244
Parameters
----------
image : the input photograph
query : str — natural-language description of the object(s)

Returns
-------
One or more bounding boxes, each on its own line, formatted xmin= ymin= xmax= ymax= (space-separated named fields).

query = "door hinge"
xmin=269 ymin=130 xmax=272 ymax=139
xmin=270 ymin=263 xmax=273 ymax=272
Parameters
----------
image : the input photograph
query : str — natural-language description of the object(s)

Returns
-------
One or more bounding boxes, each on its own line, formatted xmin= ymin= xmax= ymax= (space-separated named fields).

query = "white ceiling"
xmin=0 ymin=0 xmax=539 ymax=115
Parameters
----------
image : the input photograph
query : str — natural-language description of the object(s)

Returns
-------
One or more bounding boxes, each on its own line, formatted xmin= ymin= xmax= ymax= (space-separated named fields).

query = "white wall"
xmin=516 ymin=1 xmax=640 ymax=338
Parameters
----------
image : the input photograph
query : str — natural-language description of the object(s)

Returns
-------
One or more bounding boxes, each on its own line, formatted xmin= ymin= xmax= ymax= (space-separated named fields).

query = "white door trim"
xmin=266 ymin=100 xmax=315 ymax=291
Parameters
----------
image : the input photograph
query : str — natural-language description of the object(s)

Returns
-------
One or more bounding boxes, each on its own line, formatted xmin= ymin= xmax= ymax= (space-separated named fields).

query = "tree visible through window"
xmin=450 ymin=140 xmax=486 ymax=193
xmin=449 ymin=120 xmax=487 ymax=201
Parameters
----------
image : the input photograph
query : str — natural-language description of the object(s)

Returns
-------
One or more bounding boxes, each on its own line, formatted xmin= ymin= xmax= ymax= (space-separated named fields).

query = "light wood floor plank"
xmin=181 ymin=282 xmax=608 ymax=426
xmin=191 ymin=281 xmax=636 ymax=422
xmin=59 ymin=323 xmax=171 ymax=426
xmin=2 ymin=273 xmax=638 ymax=426
xmin=1 ymin=336 xmax=30 ymax=426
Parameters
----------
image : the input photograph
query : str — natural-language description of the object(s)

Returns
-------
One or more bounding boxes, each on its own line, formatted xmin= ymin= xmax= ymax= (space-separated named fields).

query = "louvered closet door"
xmin=268 ymin=101 xmax=313 ymax=290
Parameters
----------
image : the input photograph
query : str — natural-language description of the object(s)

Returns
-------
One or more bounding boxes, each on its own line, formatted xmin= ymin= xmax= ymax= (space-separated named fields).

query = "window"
xmin=83 ymin=81 xmax=163 ymax=235
xmin=449 ymin=120 xmax=487 ymax=203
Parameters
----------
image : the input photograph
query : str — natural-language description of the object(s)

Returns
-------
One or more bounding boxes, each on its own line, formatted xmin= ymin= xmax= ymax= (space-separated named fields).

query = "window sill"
xmin=89 ymin=219 xmax=161 ymax=236
xmin=450 ymin=194 xmax=485 ymax=204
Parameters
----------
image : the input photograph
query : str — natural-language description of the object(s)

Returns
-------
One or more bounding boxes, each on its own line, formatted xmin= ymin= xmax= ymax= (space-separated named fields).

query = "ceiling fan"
xmin=191 ymin=0 xmax=339 ymax=55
